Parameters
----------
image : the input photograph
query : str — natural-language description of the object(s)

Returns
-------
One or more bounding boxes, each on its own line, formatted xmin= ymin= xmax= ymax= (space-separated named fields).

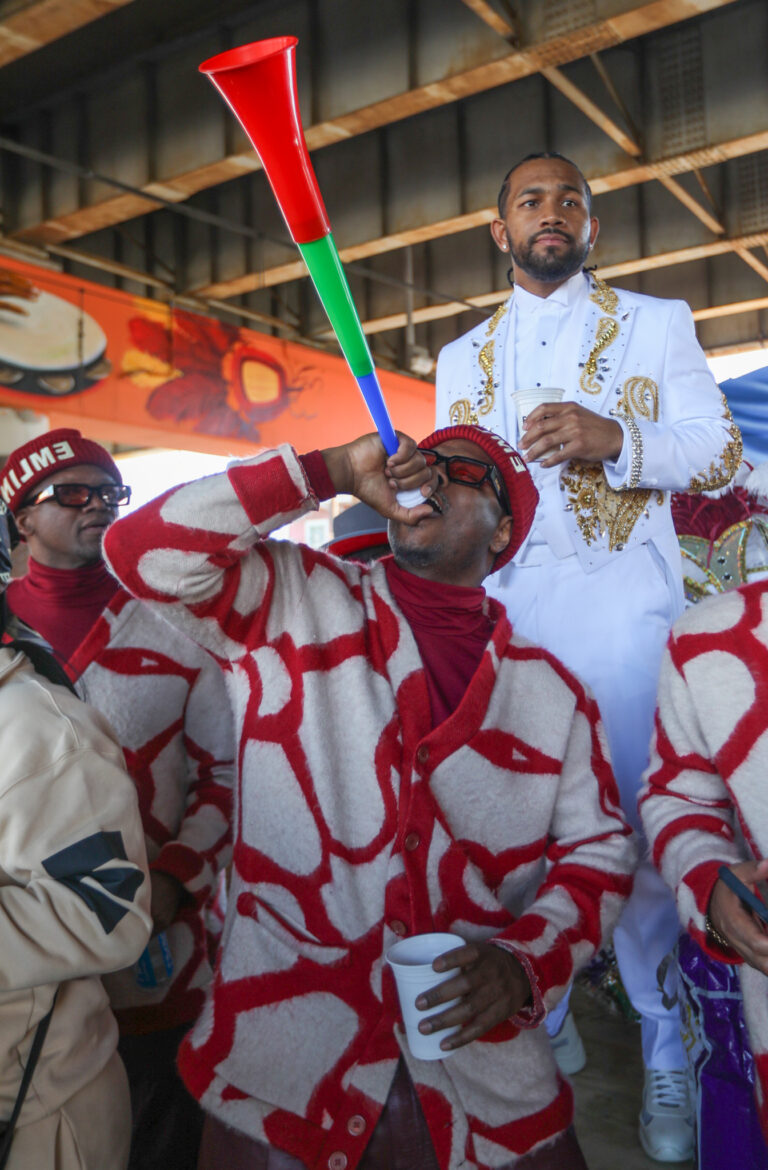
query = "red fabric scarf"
xmin=385 ymin=558 xmax=493 ymax=727
xmin=298 ymin=449 xmax=496 ymax=725
xmin=6 ymin=558 xmax=119 ymax=663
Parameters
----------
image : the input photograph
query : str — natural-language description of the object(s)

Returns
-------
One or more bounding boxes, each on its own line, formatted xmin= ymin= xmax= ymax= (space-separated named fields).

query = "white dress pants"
xmin=489 ymin=544 xmax=686 ymax=1070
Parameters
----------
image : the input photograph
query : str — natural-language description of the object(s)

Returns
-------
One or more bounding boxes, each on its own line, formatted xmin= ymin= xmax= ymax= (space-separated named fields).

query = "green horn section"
xmin=298 ymin=235 xmax=374 ymax=378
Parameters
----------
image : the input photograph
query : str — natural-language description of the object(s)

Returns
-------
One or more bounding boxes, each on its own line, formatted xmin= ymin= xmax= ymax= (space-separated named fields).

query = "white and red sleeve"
xmin=151 ymin=646 xmax=234 ymax=907
xmin=640 ymin=634 xmax=744 ymax=960
xmin=103 ymin=444 xmax=320 ymax=662
xmin=492 ymin=671 xmax=637 ymax=1014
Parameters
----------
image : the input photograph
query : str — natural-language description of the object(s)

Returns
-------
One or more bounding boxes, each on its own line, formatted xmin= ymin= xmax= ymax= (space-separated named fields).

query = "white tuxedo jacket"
xmin=435 ymin=274 xmax=742 ymax=581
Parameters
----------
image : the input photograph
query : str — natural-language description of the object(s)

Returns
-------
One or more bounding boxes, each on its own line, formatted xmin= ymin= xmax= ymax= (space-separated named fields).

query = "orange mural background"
xmin=0 ymin=257 xmax=434 ymax=455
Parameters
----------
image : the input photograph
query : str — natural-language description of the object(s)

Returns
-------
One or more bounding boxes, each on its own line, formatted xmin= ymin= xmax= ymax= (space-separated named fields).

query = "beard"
xmin=388 ymin=523 xmax=445 ymax=571
xmin=511 ymin=231 xmax=590 ymax=283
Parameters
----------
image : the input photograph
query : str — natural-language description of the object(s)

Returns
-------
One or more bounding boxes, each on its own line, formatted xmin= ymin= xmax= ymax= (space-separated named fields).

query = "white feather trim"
xmin=745 ymin=464 xmax=768 ymax=503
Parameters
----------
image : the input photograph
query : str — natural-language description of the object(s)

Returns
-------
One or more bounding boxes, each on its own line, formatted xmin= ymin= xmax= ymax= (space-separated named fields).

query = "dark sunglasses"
xmin=26 ymin=482 xmax=132 ymax=509
xmin=420 ymin=449 xmax=510 ymax=514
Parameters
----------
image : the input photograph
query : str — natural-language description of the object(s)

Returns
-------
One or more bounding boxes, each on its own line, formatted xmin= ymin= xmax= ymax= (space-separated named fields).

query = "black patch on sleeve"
xmin=43 ymin=830 xmax=145 ymax=935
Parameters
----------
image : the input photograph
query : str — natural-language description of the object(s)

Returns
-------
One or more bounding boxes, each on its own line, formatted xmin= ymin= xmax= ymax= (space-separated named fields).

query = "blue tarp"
xmin=721 ymin=364 xmax=768 ymax=468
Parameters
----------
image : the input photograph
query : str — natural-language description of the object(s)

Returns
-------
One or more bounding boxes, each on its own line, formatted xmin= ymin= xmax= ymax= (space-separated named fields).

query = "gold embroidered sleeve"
xmin=561 ymin=461 xmax=664 ymax=551
xmin=687 ymin=396 xmax=743 ymax=493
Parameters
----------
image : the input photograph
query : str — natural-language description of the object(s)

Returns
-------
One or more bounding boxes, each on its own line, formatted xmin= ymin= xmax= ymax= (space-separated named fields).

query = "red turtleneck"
xmin=385 ymin=557 xmax=494 ymax=728
xmin=296 ymin=452 xmax=496 ymax=728
xmin=6 ymin=557 xmax=119 ymax=664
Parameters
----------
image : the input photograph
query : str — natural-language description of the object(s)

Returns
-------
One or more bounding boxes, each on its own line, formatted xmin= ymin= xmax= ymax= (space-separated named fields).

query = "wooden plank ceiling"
xmin=0 ymin=0 xmax=135 ymax=68
xmin=1 ymin=0 xmax=767 ymax=368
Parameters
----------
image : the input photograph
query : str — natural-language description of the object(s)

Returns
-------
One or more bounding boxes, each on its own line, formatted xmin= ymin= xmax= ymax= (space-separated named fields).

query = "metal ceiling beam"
xmin=599 ymin=233 xmax=768 ymax=278
xmin=339 ymin=230 xmax=768 ymax=335
xmin=539 ymin=65 xmax=641 ymax=158
xmin=6 ymin=132 xmax=472 ymax=314
xmin=0 ymin=0 xmax=135 ymax=68
xmin=353 ymin=286 xmax=768 ymax=336
xmin=537 ymin=68 xmax=724 ymax=234
xmin=457 ymin=0 xmax=518 ymax=41
xmin=0 ymin=134 xmax=292 ymax=246
xmin=0 ymin=233 xmax=299 ymax=332
xmin=654 ymin=173 xmax=725 ymax=234
xmin=589 ymin=50 xmax=642 ymax=145
xmin=457 ymin=7 xmax=726 ymax=241
xmin=693 ymin=294 xmax=768 ymax=321
xmin=4 ymin=229 xmax=763 ymax=367
xmin=9 ymin=0 xmax=738 ymax=246
xmin=193 ymin=128 xmax=768 ymax=301
xmin=732 ymin=245 xmax=768 ymax=284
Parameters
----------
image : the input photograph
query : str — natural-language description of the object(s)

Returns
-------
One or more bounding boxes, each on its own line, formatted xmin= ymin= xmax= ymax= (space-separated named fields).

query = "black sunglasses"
xmin=420 ymin=449 xmax=510 ymax=514
xmin=26 ymin=482 xmax=132 ymax=509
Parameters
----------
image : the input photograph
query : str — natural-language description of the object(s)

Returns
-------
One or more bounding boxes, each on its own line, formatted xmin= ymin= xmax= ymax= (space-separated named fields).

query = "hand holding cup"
xmin=387 ymin=933 xmax=532 ymax=1059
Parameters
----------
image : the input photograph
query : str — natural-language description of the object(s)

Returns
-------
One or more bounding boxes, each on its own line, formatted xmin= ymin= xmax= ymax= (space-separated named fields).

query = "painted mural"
xmin=0 ymin=258 xmax=433 ymax=456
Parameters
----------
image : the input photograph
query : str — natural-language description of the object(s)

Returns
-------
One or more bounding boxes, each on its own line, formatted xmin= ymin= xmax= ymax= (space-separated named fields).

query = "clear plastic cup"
xmin=512 ymin=386 xmax=565 ymax=451
xmin=386 ymin=932 xmax=464 ymax=1060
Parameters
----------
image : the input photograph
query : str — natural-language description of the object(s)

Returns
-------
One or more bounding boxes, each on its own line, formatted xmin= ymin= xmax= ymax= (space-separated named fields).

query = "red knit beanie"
xmin=418 ymin=424 xmax=539 ymax=571
xmin=0 ymin=428 xmax=122 ymax=514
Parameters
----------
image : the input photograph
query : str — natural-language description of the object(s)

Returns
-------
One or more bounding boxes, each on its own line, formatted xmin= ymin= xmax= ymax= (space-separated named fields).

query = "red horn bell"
xmin=199 ymin=37 xmax=330 ymax=244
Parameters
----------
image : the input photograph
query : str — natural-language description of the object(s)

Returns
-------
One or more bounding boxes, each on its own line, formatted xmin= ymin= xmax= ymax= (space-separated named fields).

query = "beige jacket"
xmin=0 ymin=647 xmax=151 ymax=1126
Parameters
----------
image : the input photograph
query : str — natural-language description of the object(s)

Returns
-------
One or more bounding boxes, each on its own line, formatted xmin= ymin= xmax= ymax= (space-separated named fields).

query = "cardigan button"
xmin=416 ymin=745 xmax=429 ymax=764
xmin=347 ymin=1115 xmax=366 ymax=1136
xmin=328 ymin=1154 xmax=348 ymax=1170
xmin=390 ymin=919 xmax=407 ymax=936
xmin=404 ymin=832 xmax=420 ymax=852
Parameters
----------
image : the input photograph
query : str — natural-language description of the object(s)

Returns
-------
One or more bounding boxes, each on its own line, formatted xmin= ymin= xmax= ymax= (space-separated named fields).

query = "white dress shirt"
xmin=505 ymin=272 xmax=618 ymax=564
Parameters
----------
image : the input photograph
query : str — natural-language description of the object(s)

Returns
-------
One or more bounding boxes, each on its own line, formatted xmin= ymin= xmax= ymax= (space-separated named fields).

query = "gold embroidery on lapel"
xmin=688 ymin=394 xmax=743 ymax=493
xmin=485 ymin=301 xmax=509 ymax=337
xmin=589 ymin=275 xmax=619 ymax=315
xmin=477 ymin=302 xmax=509 ymax=419
xmin=580 ymin=274 xmax=621 ymax=395
xmin=477 ymin=342 xmax=496 ymax=419
xmin=580 ymin=317 xmax=619 ymax=394
xmin=450 ymin=301 xmax=509 ymax=427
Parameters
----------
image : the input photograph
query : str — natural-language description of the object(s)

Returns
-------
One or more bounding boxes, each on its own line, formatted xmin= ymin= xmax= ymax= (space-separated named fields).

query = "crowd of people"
xmin=0 ymin=151 xmax=764 ymax=1170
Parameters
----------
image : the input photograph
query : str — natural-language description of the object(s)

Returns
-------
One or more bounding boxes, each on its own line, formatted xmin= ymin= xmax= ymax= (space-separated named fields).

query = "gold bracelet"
xmin=705 ymin=914 xmax=731 ymax=950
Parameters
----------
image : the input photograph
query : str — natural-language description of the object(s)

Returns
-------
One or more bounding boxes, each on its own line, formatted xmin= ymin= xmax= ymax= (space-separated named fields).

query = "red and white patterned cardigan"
xmin=104 ymin=443 xmax=636 ymax=1169
xmin=68 ymin=590 xmax=234 ymax=1033
xmin=640 ymin=579 xmax=768 ymax=1138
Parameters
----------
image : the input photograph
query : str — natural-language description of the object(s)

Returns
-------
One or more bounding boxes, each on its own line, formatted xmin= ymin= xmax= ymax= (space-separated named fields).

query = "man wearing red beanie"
xmin=1 ymin=428 xmax=234 ymax=1170
xmin=103 ymin=424 xmax=637 ymax=1170
xmin=2 ymin=428 xmax=127 ymax=661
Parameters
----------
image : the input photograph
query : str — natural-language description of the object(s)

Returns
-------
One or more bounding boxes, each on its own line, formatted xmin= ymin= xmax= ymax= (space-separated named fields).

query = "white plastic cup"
xmin=386 ymin=932 xmax=464 ymax=1060
xmin=512 ymin=386 xmax=565 ymax=451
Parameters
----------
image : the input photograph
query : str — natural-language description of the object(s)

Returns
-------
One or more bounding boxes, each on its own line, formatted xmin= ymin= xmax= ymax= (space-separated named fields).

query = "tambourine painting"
xmin=0 ymin=267 xmax=111 ymax=396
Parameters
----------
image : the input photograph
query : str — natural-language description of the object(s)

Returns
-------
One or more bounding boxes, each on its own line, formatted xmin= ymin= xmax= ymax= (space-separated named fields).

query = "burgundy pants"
xmin=197 ymin=1061 xmax=589 ymax=1170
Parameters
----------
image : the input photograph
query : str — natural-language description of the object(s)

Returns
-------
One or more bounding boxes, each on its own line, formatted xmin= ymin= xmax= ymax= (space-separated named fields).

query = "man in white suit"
xmin=435 ymin=153 xmax=742 ymax=1163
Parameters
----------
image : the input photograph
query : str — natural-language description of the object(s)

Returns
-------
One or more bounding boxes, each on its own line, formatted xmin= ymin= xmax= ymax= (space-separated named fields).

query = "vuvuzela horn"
xmin=199 ymin=36 xmax=423 ymax=507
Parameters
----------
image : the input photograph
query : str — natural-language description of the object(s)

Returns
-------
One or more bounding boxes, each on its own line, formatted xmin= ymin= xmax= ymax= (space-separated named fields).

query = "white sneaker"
xmin=549 ymin=1010 xmax=587 ymax=1075
xmin=638 ymin=1069 xmax=695 ymax=1162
